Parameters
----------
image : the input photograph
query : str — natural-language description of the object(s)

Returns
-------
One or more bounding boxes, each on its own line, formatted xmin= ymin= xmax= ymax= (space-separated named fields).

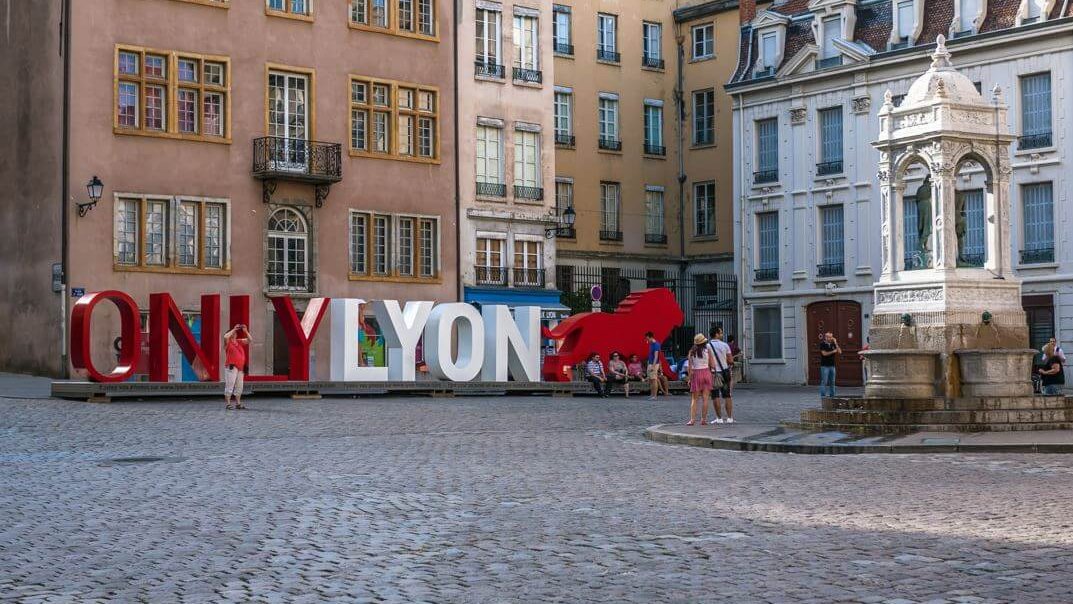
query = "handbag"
xmin=708 ymin=341 xmax=731 ymax=389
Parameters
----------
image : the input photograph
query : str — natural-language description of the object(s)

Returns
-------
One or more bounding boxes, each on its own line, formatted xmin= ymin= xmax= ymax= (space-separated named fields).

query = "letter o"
xmin=70 ymin=291 xmax=141 ymax=383
xmin=424 ymin=303 xmax=485 ymax=382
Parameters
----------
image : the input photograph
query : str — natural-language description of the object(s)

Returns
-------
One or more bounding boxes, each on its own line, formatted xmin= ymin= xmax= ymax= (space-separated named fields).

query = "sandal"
xmin=225 ymin=405 xmax=235 ymax=410
xmin=235 ymin=404 xmax=247 ymax=410
xmin=686 ymin=420 xmax=696 ymax=426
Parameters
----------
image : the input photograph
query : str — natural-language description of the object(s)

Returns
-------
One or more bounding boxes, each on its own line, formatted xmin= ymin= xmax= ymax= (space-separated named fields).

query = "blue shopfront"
xmin=464 ymin=287 xmax=571 ymax=357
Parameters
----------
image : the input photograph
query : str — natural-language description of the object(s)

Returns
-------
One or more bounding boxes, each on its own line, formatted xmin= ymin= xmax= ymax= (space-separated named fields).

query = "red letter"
xmin=273 ymin=296 xmax=330 ymax=381
xmin=147 ymin=294 xmax=221 ymax=382
xmin=70 ymin=291 xmax=141 ymax=383
xmin=229 ymin=295 xmax=284 ymax=382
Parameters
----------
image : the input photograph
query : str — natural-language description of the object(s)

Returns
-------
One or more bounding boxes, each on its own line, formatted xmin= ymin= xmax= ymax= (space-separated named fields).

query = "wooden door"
xmin=806 ymin=300 xmax=863 ymax=386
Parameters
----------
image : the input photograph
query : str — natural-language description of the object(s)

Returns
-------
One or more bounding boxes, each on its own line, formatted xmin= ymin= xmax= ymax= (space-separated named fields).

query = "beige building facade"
xmin=0 ymin=0 xmax=457 ymax=377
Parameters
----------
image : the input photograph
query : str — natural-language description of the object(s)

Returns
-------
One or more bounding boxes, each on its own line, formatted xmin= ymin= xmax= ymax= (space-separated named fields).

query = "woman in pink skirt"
xmin=686 ymin=333 xmax=715 ymax=425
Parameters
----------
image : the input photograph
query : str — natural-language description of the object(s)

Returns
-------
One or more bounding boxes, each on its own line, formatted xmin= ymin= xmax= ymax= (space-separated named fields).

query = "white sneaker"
xmin=712 ymin=418 xmax=724 ymax=424
xmin=725 ymin=418 xmax=735 ymax=424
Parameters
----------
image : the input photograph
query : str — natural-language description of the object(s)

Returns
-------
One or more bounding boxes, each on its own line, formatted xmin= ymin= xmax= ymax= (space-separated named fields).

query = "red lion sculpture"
xmin=541 ymin=288 xmax=685 ymax=382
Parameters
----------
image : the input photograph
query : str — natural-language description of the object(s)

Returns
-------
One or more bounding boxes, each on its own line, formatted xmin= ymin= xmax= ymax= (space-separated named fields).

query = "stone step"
xmin=945 ymin=396 xmax=1073 ymax=410
xmin=821 ymin=397 xmax=947 ymax=412
xmin=821 ymin=396 xmax=1073 ymax=412
xmin=789 ymin=420 xmax=1073 ymax=435
xmin=801 ymin=408 xmax=1073 ymax=426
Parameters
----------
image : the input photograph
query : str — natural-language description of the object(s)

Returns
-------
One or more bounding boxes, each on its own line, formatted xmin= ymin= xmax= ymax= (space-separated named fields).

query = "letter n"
xmin=148 ymin=293 xmax=221 ymax=382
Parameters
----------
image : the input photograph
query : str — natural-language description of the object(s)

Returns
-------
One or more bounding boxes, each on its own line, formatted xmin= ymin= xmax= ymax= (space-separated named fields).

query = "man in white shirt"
xmin=707 ymin=326 xmax=734 ymax=423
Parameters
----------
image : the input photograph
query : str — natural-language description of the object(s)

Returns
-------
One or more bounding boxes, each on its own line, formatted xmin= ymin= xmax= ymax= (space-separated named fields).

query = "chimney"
xmin=740 ymin=0 xmax=757 ymax=24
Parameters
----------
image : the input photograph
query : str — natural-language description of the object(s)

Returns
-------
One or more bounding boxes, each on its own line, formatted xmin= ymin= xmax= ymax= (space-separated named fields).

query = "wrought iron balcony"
xmin=816 ymin=160 xmax=843 ymax=176
xmin=555 ymin=133 xmax=575 ymax=147
xmin=512 ymin=67 xmax=543 ymax=84
xmin=597 ymin=48 xmax=620 ymax=63
xmin=514 ymin=185 xmax=544 ymax=200
xmin=599 ymin=230 xmax=623 ymax=242
xmin=512 ymin=267 xmax=546 ymax=288
xmin=754 ymin=267 xmax=779 ymax=282
xmin=474 ymin=61 xmax=505 ymax=79
xmin=753 ymin=169 xmax=778 ymax=184
xmin=815 ymin=56 xmax=843 ymax=70
xmin=957 ymin=253 xmax=985 ymax=268
xmin=817 ymin=262 xmax=844 ymax=277
xmin=644 ymin=144 xmax=666 ymax=156
xmin=252 ymin=137 xmax=342 ymax=184
xmin=1019 ymin=132 xmax=1053 ymax=150
xmin=1020 ymin=247 xmax=1055 ymax=264
xmin=476 ymin=181 xmax=506 ymax=198
xmin=642 ymin=55 xmax=665 ymax=69
xmin=645 ymin=233 xmax=668 ymax=245
xmin=598 ymin=137 xmax=621 ymax=151
xmin=475 ymin=266 xmax=508 ymax=286
xmin=554 ymin=42 xmax=574 ymax=56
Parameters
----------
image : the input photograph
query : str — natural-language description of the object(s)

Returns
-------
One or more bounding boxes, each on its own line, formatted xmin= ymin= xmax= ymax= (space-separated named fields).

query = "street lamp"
xmin=77 ymin=176 xmax=104 ymax=217
xmin=545 ymin=205 xmax=576 ymax=238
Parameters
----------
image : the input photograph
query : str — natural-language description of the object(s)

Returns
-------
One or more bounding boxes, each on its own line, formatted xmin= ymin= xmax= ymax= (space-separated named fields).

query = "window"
xmin=513 ymin=15 xmax=539 ymax=74
xmin=114 ymin=195 xmax=229 ymax=271
xmin=418 ymin=218 xmax=437 ymax=277
xmin=819 ymin=205 xmax=844 ymax=275
xmin=955 ymin=190 xmax=985 ymax=267
xmin=556 ymin=179 xmax=574 ymax=236
xmin=350 ymin=212 xmax=439 ymax=279
xmin=476 ymin=125 xmax=504 ymax=186
xmin=755 ymin=118 xmax=778 ymax=182
xmin=818 ymin=106 xmax=843 ymax=174
xmin=600 ymin=182 xmax=621 ymax=235
xmin=1021 ymin=183 xmax=1054 ymax=264
xmin=476 ymin=237 xmax=506 ymax=284
xmin=642 ymin=22 xmax=662 ymax=63
xmin=597 ymin=13 xmax=617 ymax=60
xmin=350 ymin=76 xmax=437 ymax=161
xmin=268 ymin=70 xmax=310 ymax=166
xmin=821 ymin=16 xmax=841 ymax=59
xmin=1020 ymin=73 xmax=1052 ymax=150
xmin=353 ymin=0 xmax=434 ymax=36
xmin=266 ymin=0 xmax=310 ymax=17
xmin=692 ymin=89 xmax=715 ymax=146
xmin=1026 ymin=0 xmax=1043 ymax=19
xmin=757 ymin=211 xmax=779 ymax=280
xmin=691 ymin=23 xmax=714 ymax=60
xmin=554 ymin=92 xmax=572 ymax=139
xmin=761 ymin=32 xmax=777 ymax=68
xmin=645 ymin=187 xmax=665 ymax=240
xmin=349 ymin=212 xmax=368 ymax=274
xmin=694 ymin=182 xmax=715 ymax=237
xmin=475 ymin=8 xmax=503 ymax=70
xmin=959 ymin=0 xmax=978 ymax=31
xmin=513 ymin=129 xmax=541 ymax=195
xmin=753 ymin=306 xmax=783 ymax=359
xmin=643 ymin=102 xmax=663 ymax=153
xmin=267 ymin=208 xmax=310 ymax=291
xmin=897 ymin=0 xmax=914 ymax=40
xmin=115 ymin=46 xmax=229 ymax=140
xmin=598 ymin=96 xmax=619 ymax=146
xmin=514 ymin=239 xmax=543 ymax=286
xmin=553 ymin=6 xmax=572 ymax=54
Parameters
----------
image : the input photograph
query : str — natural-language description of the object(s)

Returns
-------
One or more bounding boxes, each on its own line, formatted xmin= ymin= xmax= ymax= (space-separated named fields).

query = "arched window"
xmin=267 ymin=208 xmax=309 ymax=291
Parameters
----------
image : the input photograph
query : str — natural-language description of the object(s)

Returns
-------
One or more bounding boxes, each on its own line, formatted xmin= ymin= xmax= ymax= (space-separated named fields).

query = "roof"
xmin=673 ymin=0 xmax=740 ymax=22
xmin=729 ymin=0 xmax=1073 ymax=86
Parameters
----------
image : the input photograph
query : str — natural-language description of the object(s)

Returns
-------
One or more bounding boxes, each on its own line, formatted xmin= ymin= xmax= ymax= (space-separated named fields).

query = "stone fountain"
xmin=797 ymin=37 xmax=1067 ymax=434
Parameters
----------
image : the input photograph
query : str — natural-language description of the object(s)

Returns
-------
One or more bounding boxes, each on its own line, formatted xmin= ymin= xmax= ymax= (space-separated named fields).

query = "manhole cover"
xmin=99 ymin=456 xmax=184 ymax=466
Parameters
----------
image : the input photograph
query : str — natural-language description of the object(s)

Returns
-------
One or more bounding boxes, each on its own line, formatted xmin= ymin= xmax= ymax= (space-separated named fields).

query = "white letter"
xmin=481 ymin=305 xmax=540 ymax=382
xmin=372 ymin=300 xmax=433 ymax=382
xmin=329 ymin=299 xmax=389 ymax=382
xmin=425 ymin=303 xmax=485 ymax=382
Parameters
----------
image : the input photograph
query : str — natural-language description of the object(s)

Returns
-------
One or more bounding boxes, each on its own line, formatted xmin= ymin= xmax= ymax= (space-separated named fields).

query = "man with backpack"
xmin=707 ymin=327 xmax=735 ymax=423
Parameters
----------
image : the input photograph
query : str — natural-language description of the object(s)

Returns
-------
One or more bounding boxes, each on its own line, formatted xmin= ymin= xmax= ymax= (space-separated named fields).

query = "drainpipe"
xmin=674 ymin=25 xmax=687 ymax=275
xmin=736 ymin=91 xmax=747 ymax=364
xmin=60 ymin=0 xmax=72 ymax=378
xmin=453 ymin=0 xmax=462 ymax=301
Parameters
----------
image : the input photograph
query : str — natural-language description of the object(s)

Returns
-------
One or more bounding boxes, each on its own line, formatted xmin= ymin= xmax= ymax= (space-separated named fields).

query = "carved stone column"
xmin=933 ymin=168 xmax=958 ymax=270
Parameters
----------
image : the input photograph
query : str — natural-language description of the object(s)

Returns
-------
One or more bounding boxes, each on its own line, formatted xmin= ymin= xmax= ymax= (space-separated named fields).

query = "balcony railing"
xmin=816 ymin=160 xmax=843 ymax=176
xmin=513 ymin=267 xmax=546 ymax=288
xmin=597 ymin=48 xmax=620 ymax=63
xmin=474 ymin=61 xmax=505 ymax=79
xmin=754 ymin=267 xmax=779 ymax=282
xmin=598 ymin=137 xmax=622 ymax=151
xmin=1021 ymin=247 xmax=1055 ymax=264
xmin=512 ymin=67 xmax=543 ymax=84
xmin=645 ymin=233 xmax=668 ymax=245
xmin=644 ymin=144 xmax=666 ymax=156
xmin=753 ymin=169 xmax=778 ymax=184
xmin=554 ymin=42 xmax=574 ymax=56
xmin=642 ymin=55 xmax=665 ymax=69
xmin=1019 ymin=132 xmax=1053 ymax=150
xmin=514 ymin=185 xmax=544 ymax=200
xmin=599 ymin=230 xmax=623 ymax=242
xmin=475 ymin=266 xmax=508 ymax=286
xmin=957 ymin=252 xmax=985 ymax=268
xmin=815 ymin=56 xmax=843 ymax=70
xmin=252 ymin=137 xmax=342 ymax=184
xmin=555 ymin=133 xmax=576 ymax=147
xmin=817 ymin=262 xmax=844 ymax=277
xmin=476 ymin=181 xmax=506 ymax=198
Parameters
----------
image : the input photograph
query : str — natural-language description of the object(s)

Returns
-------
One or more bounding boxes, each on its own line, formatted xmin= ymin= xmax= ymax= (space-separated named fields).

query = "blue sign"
xmin=71 ymin=288 xmax=85 ymax=298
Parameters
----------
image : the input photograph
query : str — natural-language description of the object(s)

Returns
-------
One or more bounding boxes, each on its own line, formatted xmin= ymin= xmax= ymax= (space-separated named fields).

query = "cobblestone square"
xmin=2 ymin=386 xmax=1073 ymax=603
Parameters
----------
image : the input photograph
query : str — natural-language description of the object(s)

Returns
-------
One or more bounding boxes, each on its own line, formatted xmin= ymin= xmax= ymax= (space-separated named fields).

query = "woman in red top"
xmin=224 ymin=324 xmax=250 ymax=410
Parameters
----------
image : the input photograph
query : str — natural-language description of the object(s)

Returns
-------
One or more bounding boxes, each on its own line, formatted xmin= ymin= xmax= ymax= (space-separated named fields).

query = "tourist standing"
xmin=707 ymin=327 xmax=734 ymax=424
xmin=585 ymin=352 xmax=610 ymax=397
xmin=686 ymin=334 xmax=715 ymax=426
xmin=818 ymin=332 xmax=841 ymax=398
xmin=607 ymin=352 xmax=629 ymax=396
xmin=1038 ymin=343 xmax=1065 ymax=396
xmin=1048 ymin=337 xmax=1067 ymax=363
xmin=223 ymin=324 xmax=250 ymax=410
xmin=645 ymin=332 xmax=670 ymax=400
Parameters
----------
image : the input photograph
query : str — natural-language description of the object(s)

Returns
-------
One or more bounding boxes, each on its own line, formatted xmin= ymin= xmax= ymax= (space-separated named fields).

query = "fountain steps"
xmin=793 ymin=397 xmax=1073 ymax=434
xmin=821 ymin=396 xmax=1073 ymax=412
xmin=789 ymin=420 xmax=1073 ymax=435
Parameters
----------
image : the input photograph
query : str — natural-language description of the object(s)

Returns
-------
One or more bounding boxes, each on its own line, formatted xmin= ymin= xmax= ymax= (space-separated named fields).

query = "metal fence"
xmin=555 ymin=265 xmax=738 ymax=361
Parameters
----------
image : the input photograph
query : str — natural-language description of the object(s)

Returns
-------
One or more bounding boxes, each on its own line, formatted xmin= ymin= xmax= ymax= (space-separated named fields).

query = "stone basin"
xmin=955 ymin=348 xmax=1037 ymax=397
xmin=861 ymin=349 xmax=941 ymax=399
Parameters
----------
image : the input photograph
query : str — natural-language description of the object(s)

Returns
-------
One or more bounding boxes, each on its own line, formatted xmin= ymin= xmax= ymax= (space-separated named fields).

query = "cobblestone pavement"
xmin=3 ymin=385 xmax=1073 ymax=603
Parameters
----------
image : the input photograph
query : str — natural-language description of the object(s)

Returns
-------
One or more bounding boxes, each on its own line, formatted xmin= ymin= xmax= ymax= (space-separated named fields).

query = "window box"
xmin=816 ymin=263 xmax=844 ymax=277
xmin=474 ymin=61 xmax=505 ymax=79
xmin=642 ymin=56 xmax=664 ymax=69
xmin=753 ymin=169 xmax=778 ymax=184
xmin=555 ymin=133 xmax=575 ymax=147
xmin=643 ymin=144 xmax=665 ymax=156
xmin=512 ymin=67 xmax=542 ymax=84
xmin=598 ymin=137 xmax=621 ymax=151
xmin=1018 ymin=132 xmax=1053 ymax=150
xmin=599 ymin=230 xmax=622 ymax=242
xmin=1020 ymin=248 xmax=1055 ymax=264
xmin=476 ymin=181 xmax=507 ymax=198
xmin=645 ymin=233 xmax=667 ymax=245
xmin=513 ymin=185 xmax=544 ymax=201
xmin=754 ymin=268 xmax=779 ymax=282
xmin=816 ymin=160 xmax=843 ymax=176
xmin=596 ymin=49 xmax=620 ymax=63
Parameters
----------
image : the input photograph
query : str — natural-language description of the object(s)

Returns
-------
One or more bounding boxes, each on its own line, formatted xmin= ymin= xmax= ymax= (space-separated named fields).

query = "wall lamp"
xmin=544 ymin=205 xmax=576 ymax=239
xmin=77 ymin=176 xmax=104 ymax=217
